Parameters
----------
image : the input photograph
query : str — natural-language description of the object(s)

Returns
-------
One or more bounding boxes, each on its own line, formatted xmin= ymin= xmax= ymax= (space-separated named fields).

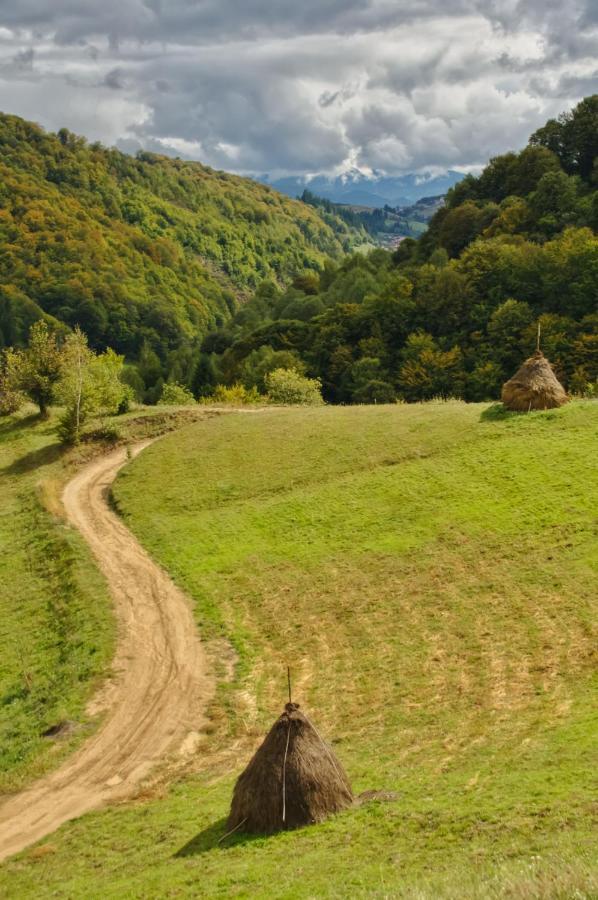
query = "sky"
xmin=0 ymin=1 xmax=596 ymax=177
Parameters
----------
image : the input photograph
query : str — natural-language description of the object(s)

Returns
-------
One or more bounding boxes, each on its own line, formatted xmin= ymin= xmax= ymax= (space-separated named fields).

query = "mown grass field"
xmin=1 ymin=400 xmax=597 ymax=898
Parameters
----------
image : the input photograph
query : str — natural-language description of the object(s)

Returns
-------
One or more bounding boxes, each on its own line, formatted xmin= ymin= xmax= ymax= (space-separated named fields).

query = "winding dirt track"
xmin=0 ymin=441 xmax=213 ymax=862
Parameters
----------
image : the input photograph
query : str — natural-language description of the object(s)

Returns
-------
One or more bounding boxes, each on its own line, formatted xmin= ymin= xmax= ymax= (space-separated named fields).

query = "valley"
xmin=0 ymin=76 xmax=595 ymax=900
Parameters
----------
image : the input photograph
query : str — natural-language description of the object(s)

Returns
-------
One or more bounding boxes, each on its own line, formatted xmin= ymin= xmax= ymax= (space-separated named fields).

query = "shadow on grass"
xmin=0 ymin=412 xmax=40 ymax=438
xmin=174 ymin=818 xmax=270 ymax=858
xmin=480 ymin=402 xmax=567 ymax=423
xmin=480 ymin=403 xmax=520 ymax=422
xmin=1 ymin=440 xmax=64 ymax=475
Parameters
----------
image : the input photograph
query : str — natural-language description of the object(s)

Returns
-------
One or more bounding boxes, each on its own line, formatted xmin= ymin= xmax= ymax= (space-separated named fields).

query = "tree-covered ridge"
xmin=0 ymin=112 xmax=359 ymax=361
xmin=199 ymin=97 xmax=597 ymax=404
xmin=415 ymin=95 xmax=598 ymax=261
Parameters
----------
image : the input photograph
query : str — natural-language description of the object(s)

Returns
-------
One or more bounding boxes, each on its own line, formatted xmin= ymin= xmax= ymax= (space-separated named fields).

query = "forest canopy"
xmin=0 ymin=112 xmax=362 ymax=400
xmin=1 ymin=97 xmax=596 ymax=405
xmin=200 ymin=96 xmax=597 ymax=403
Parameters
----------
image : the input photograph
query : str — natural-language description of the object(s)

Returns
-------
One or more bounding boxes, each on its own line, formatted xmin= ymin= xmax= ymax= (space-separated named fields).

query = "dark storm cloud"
xmin=0 ymin=1 xmax=595 ymax=174
xmin=13 ymin=47 xmax=34 ymax=68
xmin=104 ymin=67 xmax=125 ymax=90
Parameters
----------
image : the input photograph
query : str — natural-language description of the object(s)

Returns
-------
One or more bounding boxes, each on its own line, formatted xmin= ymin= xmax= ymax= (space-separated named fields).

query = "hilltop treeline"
xmin=0 ymin=113 xmax=360 ymax=399
xmin=199 ymin=97 xmax=597 ymax=402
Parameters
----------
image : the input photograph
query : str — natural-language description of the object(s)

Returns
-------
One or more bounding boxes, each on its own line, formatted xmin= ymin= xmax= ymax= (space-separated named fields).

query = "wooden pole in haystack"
xmin=225 ymin=672 xmax=353 ymax=835
xmin=501 ymin=322 xmax=568 ymax=412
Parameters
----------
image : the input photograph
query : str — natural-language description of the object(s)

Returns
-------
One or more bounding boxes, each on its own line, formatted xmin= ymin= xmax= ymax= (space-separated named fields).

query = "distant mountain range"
xmin=259 ymin=168 xmax=465 ymax=209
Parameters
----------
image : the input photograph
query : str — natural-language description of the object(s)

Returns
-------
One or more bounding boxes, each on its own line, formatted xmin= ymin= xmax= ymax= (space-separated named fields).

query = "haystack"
xmin=226 ymin=702 xmax=353 ymax=835
xmin=501 ymin=351 xmax=568 ymax=411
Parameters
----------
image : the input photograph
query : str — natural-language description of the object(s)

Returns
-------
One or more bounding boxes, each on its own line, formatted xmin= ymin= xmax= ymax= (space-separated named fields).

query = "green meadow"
xmin=0 ymin=406 xmax=208 ymax=792
xmin=0 ymin=411 xmax=114 ymax=791
xmin=1 ymin=401 xmax=597 ymax=897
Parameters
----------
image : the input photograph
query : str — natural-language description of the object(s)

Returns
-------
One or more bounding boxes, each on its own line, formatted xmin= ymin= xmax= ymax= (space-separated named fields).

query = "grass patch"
xmin=0 ymin=404 xmax=217 ymax=793
xmin=0 ymin=410 xmax=115 ymax=791
xmin=1 ymin=400 xmax=597 ymax=897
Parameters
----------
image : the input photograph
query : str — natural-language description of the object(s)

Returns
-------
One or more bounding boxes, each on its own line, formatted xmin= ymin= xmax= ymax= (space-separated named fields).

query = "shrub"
xmin=352 ymin=379 xmax=397 ymax=404
xmin=569 ymin=368 xmax=597 ymax=397
xmin=265 ymin=368 xmax=324 ymax=406
xmin=158 ymin=382 xmax=196 ymax=405
xmin=0 ymin=359 xmax=24 ymax=415
xmin=91 ymin=421 xmax=122 ymax=443
xmin=206 ymin=383 xmax=261 ymax=405
xmin=116 ymin=385 xmax=135 ymax=415
xmin=56 ymin=405 xmax=81 ymax=445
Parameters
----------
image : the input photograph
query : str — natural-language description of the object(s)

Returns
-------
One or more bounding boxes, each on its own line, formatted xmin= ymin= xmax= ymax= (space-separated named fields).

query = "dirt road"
xmin=0 ymin=441 xmax=213 ymax=862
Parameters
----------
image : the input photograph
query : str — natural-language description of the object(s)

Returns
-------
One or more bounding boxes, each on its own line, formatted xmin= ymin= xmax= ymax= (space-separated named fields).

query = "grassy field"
xmin=0 ymin=405 xmax=212 ymax=793
xmin=1 ymin=400 xmax=597 ymax=897
xmin=0 ymin=410 xmax=115 ymax=792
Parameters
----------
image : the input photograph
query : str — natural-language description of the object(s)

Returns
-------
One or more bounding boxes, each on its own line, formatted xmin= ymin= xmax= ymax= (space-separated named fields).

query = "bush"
xmin=352 ymin=379 xmax=397 ymax=404
xmin=158 ymin=382 xmax=196 ymax=405
xmin=0 ymin=370 xmax=24 ymax=415
xmin=91 ymin=421 xmax=122 ymax=443
xmin=265 ymin=368 xmax=324 ymax=406
xmin=116 ymin=385 xmax=135 ymax=415
xmin=56 ymin=405 xmax=80 ymax=445
xmin=205 ymin=383 xmax=261 ymax=405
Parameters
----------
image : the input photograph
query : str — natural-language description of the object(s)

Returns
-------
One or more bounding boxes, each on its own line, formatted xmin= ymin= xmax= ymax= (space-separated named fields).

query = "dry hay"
xmin=226 ymin=702 xmax=353 ymax=835
xmin=501 ymin=351 xmax=568 ymax=412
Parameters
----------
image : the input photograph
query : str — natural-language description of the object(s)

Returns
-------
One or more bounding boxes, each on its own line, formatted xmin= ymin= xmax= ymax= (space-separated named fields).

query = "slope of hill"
xmin=261 ymin=168 xmax=464 ymax=207
xmin=300 ymin=190 xmax=443 ymax=246
xmin=0 ymin=405 xmax=209 ymax=796
xmin=0 ymin=410 xmax=115 ymax=793
xmin=202 ymin=96 xmax=598 ymax=405
xmin=1 ymin=400 xmax=595 ymax=897
xmin=0 ymin=113 xmax=360 ymax=365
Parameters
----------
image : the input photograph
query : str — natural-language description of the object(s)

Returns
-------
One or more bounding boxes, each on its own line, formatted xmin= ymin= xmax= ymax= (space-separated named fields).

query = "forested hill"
xmin=0 ymin=113 xmax=362 ymax=363
xmin=202 ymin=96 xmax=597 ymax=404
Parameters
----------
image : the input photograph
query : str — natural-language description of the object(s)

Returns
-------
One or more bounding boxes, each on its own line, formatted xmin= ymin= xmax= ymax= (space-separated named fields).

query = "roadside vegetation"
xmin=0 ymin=403 xmax=213 ymax=793
xmin=1 ymin=400 xmax=595 ymax=897
xmin=0 ymin=409 xmax=114 ymax=791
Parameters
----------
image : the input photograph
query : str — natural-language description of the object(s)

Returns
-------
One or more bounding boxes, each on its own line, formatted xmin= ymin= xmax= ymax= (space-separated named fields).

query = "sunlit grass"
xmin=0 ymin=410 xmax=114 ymax=791
xmin=1 ymin=400 xmax=596 ymax=897
xmin=0 ymin=405 xmax=212 ymax=792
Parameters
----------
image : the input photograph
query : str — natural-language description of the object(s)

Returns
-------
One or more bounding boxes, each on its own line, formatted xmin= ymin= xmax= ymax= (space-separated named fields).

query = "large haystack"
xmin=501 ymin=351 xmax=568 ymax=411
xmin=227 ymin=702 xmax=353 ymax=835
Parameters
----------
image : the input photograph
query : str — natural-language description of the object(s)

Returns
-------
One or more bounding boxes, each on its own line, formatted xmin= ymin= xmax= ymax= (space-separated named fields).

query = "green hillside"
xmin=0 ymin=113 xmax=358 ymax=369
xmin=201 ymin=97 xmax=597 ymax=404
xmin=300 ymin=189 xmax=441 ymax=244
xmin=0 ymin=410 xmax=114 ymax=791
xmin=2 ymin=400 xmax=595 ymax=897
xmin=0 ymin=405 xmax=209 ymax=792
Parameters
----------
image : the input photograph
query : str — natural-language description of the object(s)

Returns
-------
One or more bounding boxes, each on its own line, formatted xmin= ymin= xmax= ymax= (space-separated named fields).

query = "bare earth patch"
xmin=0 ymin=441 xmax=214 ymax=861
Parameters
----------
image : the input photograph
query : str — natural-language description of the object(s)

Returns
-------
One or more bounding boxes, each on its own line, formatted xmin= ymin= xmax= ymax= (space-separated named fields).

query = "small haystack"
xmin=226 ymin=702 xmax=353 ymax=835
xmin=501 ymin=350 xmax=568 ymax=411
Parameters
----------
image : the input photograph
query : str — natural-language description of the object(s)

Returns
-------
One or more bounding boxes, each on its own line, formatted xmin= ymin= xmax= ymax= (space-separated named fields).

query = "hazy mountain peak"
xmin=260 ymin=169 xmax=464 ymax=208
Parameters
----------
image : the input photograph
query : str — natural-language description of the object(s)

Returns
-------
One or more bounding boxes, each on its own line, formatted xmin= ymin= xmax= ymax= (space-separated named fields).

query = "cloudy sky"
xmin=0 ymin=1 xmax=596 ymax=177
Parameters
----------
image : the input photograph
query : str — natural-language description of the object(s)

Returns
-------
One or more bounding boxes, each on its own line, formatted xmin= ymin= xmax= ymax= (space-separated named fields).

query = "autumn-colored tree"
xmin=397 ymin=332 xmax=465 ymax=402
xmin=0 ymin=349 xmax=25 ymax=415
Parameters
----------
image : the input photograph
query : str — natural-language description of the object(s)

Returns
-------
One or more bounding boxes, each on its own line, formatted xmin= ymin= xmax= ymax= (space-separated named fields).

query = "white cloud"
xmin=0 ymin=2 xmax=595 ymax=174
